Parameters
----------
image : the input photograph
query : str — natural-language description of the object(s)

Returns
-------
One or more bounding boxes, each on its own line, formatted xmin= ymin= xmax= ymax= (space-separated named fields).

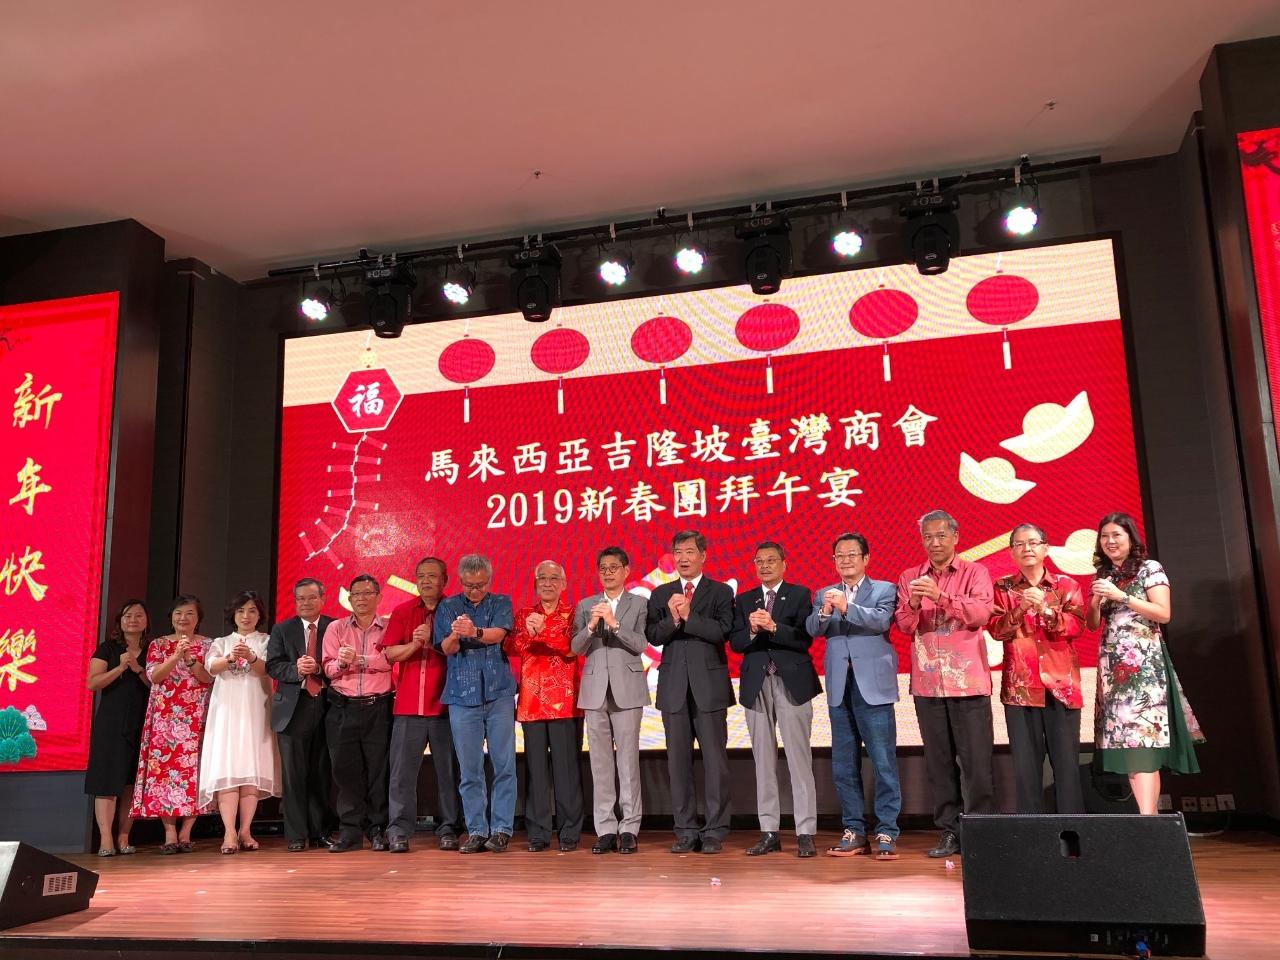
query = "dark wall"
xmin=0 ymin=219 xmax=165 ymax=852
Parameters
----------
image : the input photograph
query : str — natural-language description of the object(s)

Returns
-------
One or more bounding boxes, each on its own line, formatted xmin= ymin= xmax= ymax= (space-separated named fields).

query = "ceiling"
xmin=3 ymin=1 xmax=1280 ymax=281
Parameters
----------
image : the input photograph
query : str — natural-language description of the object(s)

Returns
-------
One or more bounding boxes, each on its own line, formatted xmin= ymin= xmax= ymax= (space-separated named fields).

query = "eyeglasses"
xmin=922 ymin=533 xmax=954 ymax=543
xmin=597 ymin=564 xmax=625 ymax=574
xmin=534 ymin=576 xmax=563 ymax=584
xmin=461 ymin=580 xmax=490 ymax=591
xmin=349 ymin=590 xmax=378 ymax=599
xmin=833 ymin=552 xmax=864 ymax=561
xmin=1011 ymin=539 xmax=1047 ymax=550
xmin=752 ymin=557 xmax=782 ymax=566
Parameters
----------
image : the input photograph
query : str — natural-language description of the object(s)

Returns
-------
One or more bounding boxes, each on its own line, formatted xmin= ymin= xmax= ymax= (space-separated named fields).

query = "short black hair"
xmin=348 ymin=573 xmax=380 ymax=593
xmin=597 ymin=546 xmax=630 ymax=568
xmin=671 ymin=529 xmax=707 ymax=552
xmin=832 ymin=532 xmax=869 ymax=556
xmin=169 ymin=594 xmax=204 ymax=626
xmin=1009 ymin=523 xmax=1047 ymax=546
xmin=415 ymin=557 xmax=448 ymax=577
xmin=293 ymin=577 xmax=325 ymax=597
xmin=754 ymin=540 xmax=786 ymax=560
xmin=225 ymin=590 xmax=269 ymax=631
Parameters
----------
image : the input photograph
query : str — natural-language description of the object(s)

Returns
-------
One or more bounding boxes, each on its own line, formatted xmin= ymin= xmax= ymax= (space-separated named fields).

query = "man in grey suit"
xmin=646 ymin=529 xmax=736 ymax=854
xmin=730 ymin=540 xmax=819 ymax=859
xmin=572 ymin=546 xmax=650 ymax=854
xmin=806 ymin=532 xmax=903 ymax=861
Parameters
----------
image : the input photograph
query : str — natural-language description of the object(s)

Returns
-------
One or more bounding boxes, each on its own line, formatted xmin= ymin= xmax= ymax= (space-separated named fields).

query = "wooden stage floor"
xmin=2 ymin=829 xmax=1277 ymax=960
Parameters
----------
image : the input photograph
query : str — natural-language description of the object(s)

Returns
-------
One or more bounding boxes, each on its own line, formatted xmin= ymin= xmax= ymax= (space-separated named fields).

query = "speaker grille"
xmin=42 ymin=872 xmax=78 ymax=896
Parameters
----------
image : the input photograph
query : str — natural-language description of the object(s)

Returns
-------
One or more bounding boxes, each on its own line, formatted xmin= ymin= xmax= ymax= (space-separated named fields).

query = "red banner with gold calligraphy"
xmin=1239 ymin=127 xmax=1280 ymax=448
xmin=0 ymin=293 xmax=119 ymax=772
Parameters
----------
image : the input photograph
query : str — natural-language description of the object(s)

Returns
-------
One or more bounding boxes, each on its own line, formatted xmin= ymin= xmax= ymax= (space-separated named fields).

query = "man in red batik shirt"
xmin=507 ymin=561 xmax=584 ymax=852
xmin=379 ymin=557 xmax=463 ymax=852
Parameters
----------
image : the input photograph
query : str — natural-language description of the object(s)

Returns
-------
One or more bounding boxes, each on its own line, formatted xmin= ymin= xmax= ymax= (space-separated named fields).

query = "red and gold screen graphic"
xmin=0 ymin=293 xmax=119 ymax=771
xmin=277 ymin=240 xmax=1143 ymax=747
xmin=1239 ymin=127 xmax=1280 ymax=455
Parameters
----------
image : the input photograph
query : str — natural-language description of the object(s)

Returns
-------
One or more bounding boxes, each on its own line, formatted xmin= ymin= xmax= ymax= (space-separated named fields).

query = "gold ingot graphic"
xmin=999 ymin=390 xmax=1094 ymax=463
xmin=1048 ymin=528 xmax=1098 ymax=575
xmin=959 ymin=453 xmax=1035 ymax=504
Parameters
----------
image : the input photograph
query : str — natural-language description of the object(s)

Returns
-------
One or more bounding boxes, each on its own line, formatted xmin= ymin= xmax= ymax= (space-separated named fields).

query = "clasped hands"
xmin=587 ymin=602 xmax=618 ymax=631
xmin=907 ymin=577 xmax=941 ymax=609
xmin=667 ymin=593 xmax=691 ymax=624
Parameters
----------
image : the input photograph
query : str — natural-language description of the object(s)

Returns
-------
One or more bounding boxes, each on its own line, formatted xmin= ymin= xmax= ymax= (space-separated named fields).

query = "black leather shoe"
xmin=619 ymin=832 xmax=637 ymax=854
xmin=287 ymin=839 xmax=306 ymax=852
xmin=701 ymin=837 xmax=722 ymax=854
xmin=528 ymin=839 xmax=550 ymax=852
xmin=438 ymin=834 xmax=459 ymax=851
xmin=745 ymin=831 xmax=781 ymax=856
xmin=927 ymin=830 xmax=961 ymax=858
xmin=485 ymin=832 xmax=510 ymax=853
xmin=329 ymin=836 xmax=361 ymax=853
xmin=370 ymin=831 xmax=389 ymax=852
xmin=670 ymin=836 xmax=701 ymax=854
xmin=592 ymin=834 xmax=618 ymax=854
xmin=389 ymin=838 xmax=410 ymax=853
xmin=309 ymin=835 xmax=335 ymax=850
xmin=459 ymin=835 xmax=488 ymax=854
xmin=796 ymin=834 xmax=817 ymax=858
xmin=559 ymin=840 xmax=578 ymax=852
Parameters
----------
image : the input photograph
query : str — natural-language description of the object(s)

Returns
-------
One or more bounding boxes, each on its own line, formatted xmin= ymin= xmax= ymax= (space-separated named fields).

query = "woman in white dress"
xmin=199 ymin=590 xmax=281 ymax=854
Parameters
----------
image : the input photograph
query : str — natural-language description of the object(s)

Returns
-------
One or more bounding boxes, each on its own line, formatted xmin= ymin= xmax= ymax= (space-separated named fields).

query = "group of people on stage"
xmin=84 ymin=509 xmax=1203 ymax=861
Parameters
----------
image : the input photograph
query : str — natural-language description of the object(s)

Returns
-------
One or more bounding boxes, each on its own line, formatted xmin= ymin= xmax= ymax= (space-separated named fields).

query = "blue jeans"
xmin=828 ymin=668 xmax=901 ymax=838
xmin=448 ymin=696 xmax=516 ymax=837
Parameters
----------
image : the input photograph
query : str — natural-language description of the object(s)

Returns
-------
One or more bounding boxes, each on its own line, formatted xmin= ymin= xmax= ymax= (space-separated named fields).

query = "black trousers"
xmin=325 ymin=693 xmax=392 ymax=840
xmin=522 ymin=718 xmax=585 ymax=845
xmin=277 ymin=691 xmax=335 ymax=842
xmin=387 ymin=713 xmax=463 ymax=841
xmin=914 ymin=694 xmax=995 ymax=835
xmin=1004 ymin=699 xmax=1085 ymax=814
xmin=663 ymin=689 xmax=731 ymax=842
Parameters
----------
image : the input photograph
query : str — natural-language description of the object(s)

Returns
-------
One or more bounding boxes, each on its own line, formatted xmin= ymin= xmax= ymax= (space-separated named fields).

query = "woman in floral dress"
xmin=1086 ymin=513 xmax=1204 ymax=814
xmin=130 ymin=595 xmax=214 ymax=852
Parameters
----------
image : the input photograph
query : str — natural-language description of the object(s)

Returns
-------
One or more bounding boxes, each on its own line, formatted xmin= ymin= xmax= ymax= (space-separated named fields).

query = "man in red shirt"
xmin=508 ymin=561 xmax=584 ymax=852
xmin=379 ymin=557 xmax=463 ymax=852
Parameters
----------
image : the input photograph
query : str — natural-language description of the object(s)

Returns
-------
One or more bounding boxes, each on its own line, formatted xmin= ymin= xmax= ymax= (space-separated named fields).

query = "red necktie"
xmin=765 ymin=589 xmax=778 ymax=674
xmin=683 ymin=581 xmax=694 ymax=605
xmin=303 ymin=622 xmax=322 ymax=697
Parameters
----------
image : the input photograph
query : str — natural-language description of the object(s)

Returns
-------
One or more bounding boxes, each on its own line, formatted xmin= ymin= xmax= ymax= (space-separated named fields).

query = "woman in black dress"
xmin=85 ymin=600 xmax=151 ymax=856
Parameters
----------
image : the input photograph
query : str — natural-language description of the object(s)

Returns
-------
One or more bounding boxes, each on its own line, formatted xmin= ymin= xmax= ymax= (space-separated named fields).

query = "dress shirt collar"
xmin=759 ymin=581 xmax=782 ymax=599
xmin=918 ymin=558 xmax=959 ymax=577
xmin=1009 ymin=567 xmax=1058 ymax=590
xmin=842 ymin=576 xmax=866 ymax=596
xmin=680 ymin=574 xmax=703 ymax=592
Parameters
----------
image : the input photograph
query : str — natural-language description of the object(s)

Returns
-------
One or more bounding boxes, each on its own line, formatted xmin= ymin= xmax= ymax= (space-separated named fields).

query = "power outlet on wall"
xmin=1157 ymin=794 xmax=1172 ymax=811
xmin=1199 ymin=796 xmax=1218 ymax=812
xmin=1181 ymin=796 xmax=1199 ymax=813
xmin=1216 ymin=793 xmax=1236 ymax=811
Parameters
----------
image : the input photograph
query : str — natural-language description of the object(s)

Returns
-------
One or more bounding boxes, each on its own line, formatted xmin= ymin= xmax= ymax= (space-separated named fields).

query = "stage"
xmin=1 ymin=829 xmax=1276 ymax=960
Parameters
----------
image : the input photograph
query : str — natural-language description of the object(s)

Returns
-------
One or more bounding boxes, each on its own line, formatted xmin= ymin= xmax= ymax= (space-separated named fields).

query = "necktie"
xmin=303 ymin=622 xmax=322 ymax=697
xmin=765 ymin=589 xmax=777 ymax=675
xmin=683 ymin=581 xmax=694 ymax=604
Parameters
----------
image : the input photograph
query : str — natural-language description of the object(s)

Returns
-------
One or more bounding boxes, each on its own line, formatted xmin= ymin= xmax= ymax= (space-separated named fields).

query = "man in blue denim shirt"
xmin=433 ymin=554 xmax=516 ymax=853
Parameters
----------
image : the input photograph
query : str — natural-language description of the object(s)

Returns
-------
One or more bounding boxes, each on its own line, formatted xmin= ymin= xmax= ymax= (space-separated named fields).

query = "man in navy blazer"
xmin=646 ymin=529 xmax=735 ymax=854
xmin=730 ymin=540 xmax=819 ymax=858
xmin=806 ymin=532 xmax=903 ymax=861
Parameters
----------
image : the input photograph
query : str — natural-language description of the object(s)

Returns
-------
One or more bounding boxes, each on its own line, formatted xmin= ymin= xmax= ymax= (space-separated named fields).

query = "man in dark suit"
xmin=730 ymin=541 xmax=818 ymax=858
xmin=645 ymin=529 xmax=735 ymax=854
xmin=266 ymin=577 xmax=336 ymax=851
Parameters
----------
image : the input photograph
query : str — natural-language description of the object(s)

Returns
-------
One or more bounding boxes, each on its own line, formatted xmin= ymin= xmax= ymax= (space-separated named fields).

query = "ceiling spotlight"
xmin=832 ymin=230 xmax=864 ymax=258
xmin=299 ymin=289 xmax=331 ymax=322
xmin=363 ymin=257 xmax=417 ymax=339
xmin=509 ymin=243 xmax=561 ymax=322
xmin=599 ymin=249 xmax=634 ymax=286
xmin=675 ymin=246 xmax=705 ymax=274
xmin=899 ymin=191 xmax=960 ymax=276
xmin=735 ymin=210 xmax=791 ymax=295
xmin=442 ymin=245 xmax=475 ymax=306
xmin=1004 ymin=204 xmax=1039 ymax=236
xmin=1004 ymin=155 xmax=1040 ymax=237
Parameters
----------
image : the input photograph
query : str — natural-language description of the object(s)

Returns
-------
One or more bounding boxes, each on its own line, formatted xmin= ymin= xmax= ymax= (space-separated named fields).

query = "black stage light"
xmin=899 ymin=193 xmax=959 ymax=275
xmin=299 ymin=286 xmax=332 ymax=322
xmin=363 ymin=259 xmax=417 ymax=339
xmin=734 ymin=211 xmax=791 ymax=295
xmin=509 ymin=244 xmax=562 ymax=322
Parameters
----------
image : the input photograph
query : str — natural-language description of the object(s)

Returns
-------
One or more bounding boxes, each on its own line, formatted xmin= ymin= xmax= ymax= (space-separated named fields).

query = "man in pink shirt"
xmin=895 ymin=510 xmax=995 ymax=859
xmin=322 ymin=573 xmax=393 ymax=852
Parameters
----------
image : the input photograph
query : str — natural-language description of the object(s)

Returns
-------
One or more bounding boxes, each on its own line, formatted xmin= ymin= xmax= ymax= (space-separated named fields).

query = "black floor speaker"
xmin=961 ymin=814 xmax=1205 ymax=957
xmin=0 ymin=841 xmax=98 ymax=930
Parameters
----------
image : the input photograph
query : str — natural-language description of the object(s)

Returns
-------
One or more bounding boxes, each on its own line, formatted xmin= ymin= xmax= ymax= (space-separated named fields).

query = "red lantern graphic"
xmin=438 ymin=336 xmax=496 ymax=423
xmin=849 ymin=286 xmax=919 ymax=381
xmin=966 ymin=272 xmax=1039 ymax=369
xmin=735 ymin=302 xmax=800 ymax=394
xmin=531 ymin=327 xmax=591 ymax=414
xmin=631 ymin=314 xmax=693 ymax=405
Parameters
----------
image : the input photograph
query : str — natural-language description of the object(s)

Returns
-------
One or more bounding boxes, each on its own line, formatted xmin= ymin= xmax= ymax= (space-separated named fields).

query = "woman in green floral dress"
xmin=1086 ymin=513 xmax=1203 ymax=815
